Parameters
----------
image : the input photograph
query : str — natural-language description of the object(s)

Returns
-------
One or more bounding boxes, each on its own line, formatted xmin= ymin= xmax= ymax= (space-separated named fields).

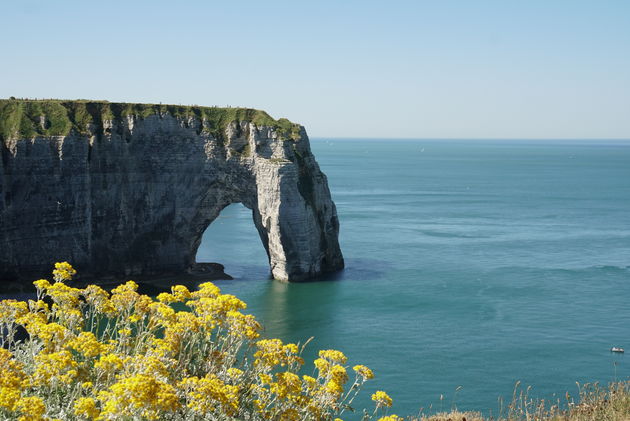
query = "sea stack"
xmin=0 ymin=99 xmax=344 ymax=284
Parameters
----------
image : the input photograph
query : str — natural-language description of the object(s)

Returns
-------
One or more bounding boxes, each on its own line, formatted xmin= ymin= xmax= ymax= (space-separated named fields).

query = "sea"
xmin=196 ymin=138 xmax=630 ymax=417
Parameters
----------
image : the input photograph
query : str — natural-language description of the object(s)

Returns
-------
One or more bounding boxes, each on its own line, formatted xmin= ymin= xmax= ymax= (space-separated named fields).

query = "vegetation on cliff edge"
xmin=0 ymin=98 xmax=302 ymax=143
xmin=414 ymin=380 xmax=630 ymax=421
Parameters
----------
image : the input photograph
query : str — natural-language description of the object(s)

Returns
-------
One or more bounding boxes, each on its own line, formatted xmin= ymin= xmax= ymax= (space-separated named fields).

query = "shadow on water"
xmin=213 ymin=256 xmax=392 ymax=285
xmin=212 ymin=264 xmax=271 ymax=283
xmin=304 ymin=257 xmax=392 ymax=283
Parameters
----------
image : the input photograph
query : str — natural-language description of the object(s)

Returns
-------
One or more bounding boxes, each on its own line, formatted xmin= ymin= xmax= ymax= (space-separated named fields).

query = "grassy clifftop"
xmin=0 ymin=98 xmax=302 ymax=142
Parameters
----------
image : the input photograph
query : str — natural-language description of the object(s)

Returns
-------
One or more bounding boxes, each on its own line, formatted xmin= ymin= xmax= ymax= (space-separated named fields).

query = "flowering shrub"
xmin=0 ymin=263 xmax=400 ymax=421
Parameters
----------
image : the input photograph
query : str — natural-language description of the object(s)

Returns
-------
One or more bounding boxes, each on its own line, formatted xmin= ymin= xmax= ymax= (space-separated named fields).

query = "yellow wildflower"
xmin=74 ymin=397 xmax=99 ymax=420
xmin=0 ymin=300 xmax=31 ymax=345
xmin=372 ymin=390 xmax=393 ymax=408
xmin=82 ymin=284 xmax=115 ymax=316
xmin=330 ymin=364 xmax=348 ymax=385
xmin=0 ymin=348 xmax=26 ymax=411
xmin=156 ymin=292 xmax=175 ymax=304
xmin=53 ymin=305 xmax=84 ymax=329
xmin=270 ymin=371 xmax=301 ymax=399
xmin=135 ymin=355 xmax=174 ymax=379
xmin=32 ymin=322 xmax=70 ymax=350
xmin=150 ymin=338 xmax=172 ymax=357
xmin=32 ymin=350 xmax=78 ymax=386
xmin=134 ymin=294 xmax=153 ymax=315
xmin=33 ymin=279 xmax=51 ymax=291
xmin=175 ymin=310 xmax=200 ymax=331
xmin=353 ymin=364 xmax=375 ymax=379
xmin=94 ymin=353 xmax=124 ymax=374
xmin=226 ymin=310 xmax=261 ymax=339
xmin=149 ymin=302 xmax=176 ymax=327
xmin=227 ymin=367 xmax=243 ymax=378
xmin=110 ymin=281 xmax=140 ymax=313
xmin=28 ymin=299 xmax=49 ymax=316
xmin=47 ymin=281 xmax=82 ymax=308
xmin=111 ymin=280 xmax=139 ymax=293
xmin=180 ymin=374 xmax=239 ymax=416
xmin=68 ymin=331 xmax=110 ymax=358
xmin=99 ymin=374 xmax=180 ymax=419
xmin=324 ymin=380 xmax=343 ymax=396
xmin=191 ymin=281 xmax=220 ymax=298
xmin=0 ymin=387 xmax=21 ymax=411
xmin=128 ymin=314 xmax=141 ymax=323
xmin=171 ymin=285 xmax=191 ymax=301
xmin=254 ymin=339 xmax=302 ymax=367
xmin=302 ymin=375 xmax=317 ymax=390
xmin=254 ymin=338 xmax=284 ymax=366
xmin=16 ymin=396 xmax=46 ymax=421
xmin=319 ymin=349 xmax=347 ymax=364
xmin=314 ymin=358 xmax=330 ymax=374
xmin=278 ymin=408 xmax=300 ymax=420
xmin=52 ymin=261 xmax=76 ymax=282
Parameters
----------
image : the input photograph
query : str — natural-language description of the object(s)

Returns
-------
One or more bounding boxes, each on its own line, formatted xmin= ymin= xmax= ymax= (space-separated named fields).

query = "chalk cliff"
xmin=0 ymin=99 xmax=343 ymax=283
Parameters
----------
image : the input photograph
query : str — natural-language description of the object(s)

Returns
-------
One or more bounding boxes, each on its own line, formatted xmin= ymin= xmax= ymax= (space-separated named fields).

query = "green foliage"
xmin=0 ymin=99 xmax=302 ymax=142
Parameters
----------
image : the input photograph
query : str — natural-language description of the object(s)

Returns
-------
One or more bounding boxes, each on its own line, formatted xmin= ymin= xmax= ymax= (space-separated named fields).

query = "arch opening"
xmin=195 ymin=203 xmax=271 ymax=280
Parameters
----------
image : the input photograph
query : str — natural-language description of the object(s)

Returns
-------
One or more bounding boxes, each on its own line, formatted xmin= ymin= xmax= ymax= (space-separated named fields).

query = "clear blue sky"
xmin=1 ymin=0 xmax=629 ymax=139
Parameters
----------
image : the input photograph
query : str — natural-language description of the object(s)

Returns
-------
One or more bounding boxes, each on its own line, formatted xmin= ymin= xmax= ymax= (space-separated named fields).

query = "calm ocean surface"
xmin=197 ymin=138 xmax=630 ymax=416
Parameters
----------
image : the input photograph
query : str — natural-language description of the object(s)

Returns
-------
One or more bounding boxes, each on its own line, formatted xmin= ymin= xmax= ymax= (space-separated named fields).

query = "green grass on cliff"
xmin=0 ymin=98 xmax=302 ymax=142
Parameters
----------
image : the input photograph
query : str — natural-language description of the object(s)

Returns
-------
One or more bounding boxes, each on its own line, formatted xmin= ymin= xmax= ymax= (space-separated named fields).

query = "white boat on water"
xmin=611 ymin=347 xmax=624 ymax=353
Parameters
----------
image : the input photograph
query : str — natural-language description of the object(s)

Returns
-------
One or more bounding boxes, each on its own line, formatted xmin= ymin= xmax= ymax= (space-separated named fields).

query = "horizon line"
xmin=309 ymin=136 xmax=630 ymax=141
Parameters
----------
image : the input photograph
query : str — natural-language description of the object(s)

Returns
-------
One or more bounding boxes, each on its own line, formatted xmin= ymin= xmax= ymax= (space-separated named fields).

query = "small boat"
xmin=611 ymin=347 xmax=624 ymax=353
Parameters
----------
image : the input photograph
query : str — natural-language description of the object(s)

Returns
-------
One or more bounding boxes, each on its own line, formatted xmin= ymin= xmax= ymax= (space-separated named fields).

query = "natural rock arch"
xmin=194 ymin=203 xmax=270 ymax=273
xmin=0 ymin=100 xmax=344 ymax=284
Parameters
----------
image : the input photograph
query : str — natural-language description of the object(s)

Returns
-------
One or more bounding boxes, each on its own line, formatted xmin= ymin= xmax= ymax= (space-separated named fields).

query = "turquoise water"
xmin=197 ymin=139 xmax=630 ymax=416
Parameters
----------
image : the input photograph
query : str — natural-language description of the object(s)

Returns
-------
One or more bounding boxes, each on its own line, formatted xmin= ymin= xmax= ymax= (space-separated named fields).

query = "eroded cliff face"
xmin=0 ymin=100 xmax=343 ymax=283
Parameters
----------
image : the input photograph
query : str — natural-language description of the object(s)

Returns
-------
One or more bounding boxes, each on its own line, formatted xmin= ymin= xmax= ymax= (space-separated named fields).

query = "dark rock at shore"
xmin=0 ymin=262 xmax=234 ymax=296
